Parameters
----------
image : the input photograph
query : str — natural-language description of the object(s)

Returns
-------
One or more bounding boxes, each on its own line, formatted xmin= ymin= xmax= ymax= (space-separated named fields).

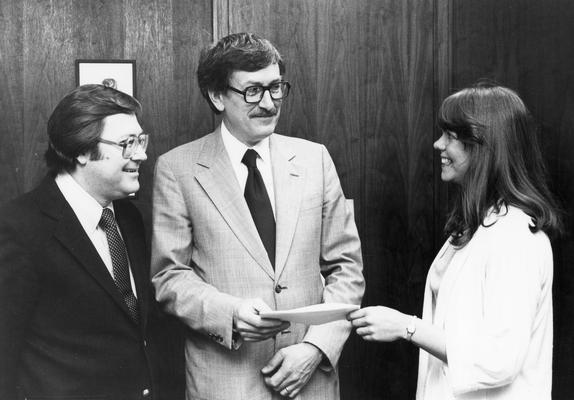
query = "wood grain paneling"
xmin=22 ymin=1 xmax=74 ymax=192
xmin=314 ymin=0 xmax=363 ymax=206
xmin=0 ymin=0 xmax=24 ymax=202
xmin=358 ymin=2 xmax=436 ymax=398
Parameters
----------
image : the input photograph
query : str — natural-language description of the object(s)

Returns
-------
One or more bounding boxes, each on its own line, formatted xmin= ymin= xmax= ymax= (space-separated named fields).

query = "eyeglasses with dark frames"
xmin=98 ymin=133 xmax=149 ymax=159
xmin=227 ymin=81 xmax=291 ymax=104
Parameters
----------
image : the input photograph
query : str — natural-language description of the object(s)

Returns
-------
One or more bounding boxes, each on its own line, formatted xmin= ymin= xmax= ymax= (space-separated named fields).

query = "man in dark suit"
xmin=0 ymin=84 xmax=180 ymax=400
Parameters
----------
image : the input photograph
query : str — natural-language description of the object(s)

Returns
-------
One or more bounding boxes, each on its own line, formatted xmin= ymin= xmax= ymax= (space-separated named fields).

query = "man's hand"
xmin=261 ymin=342 xmax=324 ymax=398
xmin=233 ymin=298 xmax=290 ymax=342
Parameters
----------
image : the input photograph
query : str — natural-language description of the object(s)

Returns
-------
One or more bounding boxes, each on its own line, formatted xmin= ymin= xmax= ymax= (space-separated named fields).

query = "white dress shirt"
xmin=55 ymin=172 xmax=137 ymax=296
xmin=220 ymin=121 xmax=276 ymax=216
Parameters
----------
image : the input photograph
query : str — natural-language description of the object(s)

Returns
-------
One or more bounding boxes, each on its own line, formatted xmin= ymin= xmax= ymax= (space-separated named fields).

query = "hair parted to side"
xmin=439 ymin=81 xmax=563 ymax=246
xmin=45 ymin=84 xmax=142 ymax=175
xmin=197 ymin=32 xmax=285 ymax=114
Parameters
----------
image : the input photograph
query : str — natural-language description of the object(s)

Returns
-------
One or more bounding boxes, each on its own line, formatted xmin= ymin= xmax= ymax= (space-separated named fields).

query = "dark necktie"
xmin=99 ymin=208 xmax=140 ymax=323
xmin=242 ymin=149 xmax=276 ymax=268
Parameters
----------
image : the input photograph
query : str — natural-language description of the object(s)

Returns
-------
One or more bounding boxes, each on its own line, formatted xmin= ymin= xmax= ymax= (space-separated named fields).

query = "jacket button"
xmin=142 ymin=388 xmax=151 ymax=397
xmin=275 ymin=285 xmax=282 ymax=293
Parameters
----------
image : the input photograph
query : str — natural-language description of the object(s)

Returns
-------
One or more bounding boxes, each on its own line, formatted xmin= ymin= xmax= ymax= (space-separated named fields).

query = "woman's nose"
xmin=433 ymin=134 xmax=446 ymax=150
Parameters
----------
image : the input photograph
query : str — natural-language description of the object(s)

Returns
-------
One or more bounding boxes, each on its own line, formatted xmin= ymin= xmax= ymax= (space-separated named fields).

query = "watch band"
xmin=405 ymin=315 xmax=418 ymax=341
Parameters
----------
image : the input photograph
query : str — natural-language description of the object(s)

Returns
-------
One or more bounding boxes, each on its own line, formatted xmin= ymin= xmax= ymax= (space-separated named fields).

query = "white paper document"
xmin=259 ymin=303 xmax=359 ymax=325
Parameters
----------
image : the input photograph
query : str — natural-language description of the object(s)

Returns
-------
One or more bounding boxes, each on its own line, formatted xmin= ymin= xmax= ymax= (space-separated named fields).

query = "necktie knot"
xmin=242 ymin=149 xmax=259 ymax=168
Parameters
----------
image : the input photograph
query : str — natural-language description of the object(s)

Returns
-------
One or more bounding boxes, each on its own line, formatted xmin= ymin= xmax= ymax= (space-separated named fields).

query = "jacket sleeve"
xmin=302 ymin=145 xmax=365 ymax=368
xmin=0 ymin=206 xmax=40 ymax=399
xmin=150 ymin=155 xmax=240 ymax=350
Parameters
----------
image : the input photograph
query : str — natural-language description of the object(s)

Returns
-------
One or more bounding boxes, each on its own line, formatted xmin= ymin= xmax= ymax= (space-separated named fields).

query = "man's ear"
xmin=208 ymin=90 xmax=225 ymax=113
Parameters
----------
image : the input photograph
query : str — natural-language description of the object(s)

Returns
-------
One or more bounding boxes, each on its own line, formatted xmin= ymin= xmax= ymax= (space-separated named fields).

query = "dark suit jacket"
xmin=0 ymin=176 xmax=183 ymax=400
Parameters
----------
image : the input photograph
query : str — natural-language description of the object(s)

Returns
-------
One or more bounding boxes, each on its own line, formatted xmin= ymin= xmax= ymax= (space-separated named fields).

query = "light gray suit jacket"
xmin=151 ymin=127 xmax=364 ymax=400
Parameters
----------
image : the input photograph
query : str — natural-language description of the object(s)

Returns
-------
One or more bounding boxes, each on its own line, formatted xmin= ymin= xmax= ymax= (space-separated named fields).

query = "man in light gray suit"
xmin=151 ymin=32 xmax=364 ymax=400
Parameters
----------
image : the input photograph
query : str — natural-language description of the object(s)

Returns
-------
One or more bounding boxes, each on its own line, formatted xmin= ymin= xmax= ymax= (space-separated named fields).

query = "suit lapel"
xmin=194 ymin=130 xmax=275 ymax=279
xmin=271 ymin=136 xmax=304 ymax=278
xmin=38 ymin=178 xmax=140 ymax=326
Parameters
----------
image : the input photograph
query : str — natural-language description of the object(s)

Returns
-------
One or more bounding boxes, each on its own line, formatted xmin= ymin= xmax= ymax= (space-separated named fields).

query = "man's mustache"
xmin=250 ymin=110 xmax=278 ymax=118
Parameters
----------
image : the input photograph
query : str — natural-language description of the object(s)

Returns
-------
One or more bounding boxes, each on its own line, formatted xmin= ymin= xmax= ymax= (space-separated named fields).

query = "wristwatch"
xmin=405 ymin=315 xmax=418 ymax=341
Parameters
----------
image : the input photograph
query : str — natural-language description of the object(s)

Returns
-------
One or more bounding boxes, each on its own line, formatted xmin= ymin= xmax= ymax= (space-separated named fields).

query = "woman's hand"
xmin=347 ymin=306 xmax=410 ymax=342
xmin=349 ymin=306 xmax=448 ymax=362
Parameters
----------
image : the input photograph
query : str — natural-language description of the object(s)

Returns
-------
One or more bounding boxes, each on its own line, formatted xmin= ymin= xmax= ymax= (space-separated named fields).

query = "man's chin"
xmin=254 ymin=118 xmax=278 ymax=132
xmin=120 ymin=185 xmax=140 ymax=199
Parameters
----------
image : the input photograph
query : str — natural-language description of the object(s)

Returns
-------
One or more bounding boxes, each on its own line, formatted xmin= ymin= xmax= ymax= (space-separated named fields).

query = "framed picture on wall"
xmin=75 ymin=59 xmax=136 ymax=97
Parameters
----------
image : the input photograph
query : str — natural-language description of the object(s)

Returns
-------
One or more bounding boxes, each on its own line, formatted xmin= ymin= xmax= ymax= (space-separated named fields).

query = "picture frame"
xmin=75 ymin=59 xmax=136 ymax=97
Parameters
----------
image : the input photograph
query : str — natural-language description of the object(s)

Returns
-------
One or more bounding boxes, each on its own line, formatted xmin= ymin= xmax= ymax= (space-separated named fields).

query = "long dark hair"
xmin=438 ymin=82 xmax=562 ymax=247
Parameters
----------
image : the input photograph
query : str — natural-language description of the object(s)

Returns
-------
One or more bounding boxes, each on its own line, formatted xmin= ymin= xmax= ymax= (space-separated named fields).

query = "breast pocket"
xmin=299 ymin=192 xmax=323 ymax=212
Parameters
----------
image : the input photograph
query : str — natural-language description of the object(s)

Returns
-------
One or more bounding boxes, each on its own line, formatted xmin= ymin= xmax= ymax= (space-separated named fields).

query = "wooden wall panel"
xmin=357 ymin=2 xmax=436 ymax=399
xmin=313 ymin=0 xmax=364 ymax=211
xmin=0 ymin=1 xmax=23 ymax=202
xmin=21 ymin=1 xmax=75 ymax=192
xmin=71 ymin=0 xmax=126 ymax=57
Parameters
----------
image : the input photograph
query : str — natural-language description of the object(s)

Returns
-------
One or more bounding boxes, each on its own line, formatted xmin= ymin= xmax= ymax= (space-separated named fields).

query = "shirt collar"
xmin=220 ymin=121 xmax=271 ymax=165
xmin=55 ymin=171 xmax=114 ymax=234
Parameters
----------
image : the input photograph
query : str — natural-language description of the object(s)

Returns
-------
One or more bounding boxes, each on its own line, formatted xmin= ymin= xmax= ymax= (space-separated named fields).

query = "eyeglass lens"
xmin=123 ymin=135 xmax=149 ymax=158
xmin=245 ymin=82 xmax=289 ymax=103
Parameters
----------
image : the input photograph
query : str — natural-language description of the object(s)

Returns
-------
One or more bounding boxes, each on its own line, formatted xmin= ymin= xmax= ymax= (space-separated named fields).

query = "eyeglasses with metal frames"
xmin=227 ymin=81 xmax=291 ymax=104
xmin=98 ymin=133 xmax=149 ymax=159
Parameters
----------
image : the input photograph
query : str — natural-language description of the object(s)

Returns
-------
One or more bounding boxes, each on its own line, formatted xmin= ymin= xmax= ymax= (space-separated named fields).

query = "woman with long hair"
xmin=349 ymin=83 xmax=562 ymax=399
